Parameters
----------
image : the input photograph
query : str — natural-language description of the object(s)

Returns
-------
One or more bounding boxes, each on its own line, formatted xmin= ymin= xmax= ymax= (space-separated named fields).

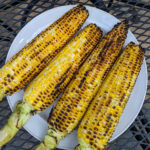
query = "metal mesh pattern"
xmin=0 ymin=0 xmax=150 ymax=149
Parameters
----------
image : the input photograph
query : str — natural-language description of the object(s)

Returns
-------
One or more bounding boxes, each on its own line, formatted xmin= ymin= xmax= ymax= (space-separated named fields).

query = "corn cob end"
xmin=0 ymin=101 xmax=33 ymax=146
xmin=35 ymin=126 xmax=64 ymax=150
xmin=129 ymin=41 xmax=145 ymax=53
xmin=77 ymin=4 xmax=89 ymax=16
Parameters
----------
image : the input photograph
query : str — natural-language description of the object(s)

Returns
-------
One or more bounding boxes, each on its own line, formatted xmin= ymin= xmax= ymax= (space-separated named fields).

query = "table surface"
xmin=0 ymin=0 xmax=150 ymax=150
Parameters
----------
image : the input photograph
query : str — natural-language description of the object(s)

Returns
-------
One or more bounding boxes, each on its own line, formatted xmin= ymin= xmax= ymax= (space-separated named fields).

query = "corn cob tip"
xmin=76 ymin=4 xmax=89 ymax=16
xmin=129 ymin=41 xmax=136 ymax=45
xmin=128 ymin=42 xmax=145 ymax=53
xmin=0 ymin=101 xmax=33 ymax=146
xmin=115 ymin=20 xmax=129 ymax=31
xmin=35 ymin=126 xmax=64 ymax=150
xmin=85 ymin=24 xmax=103 ymax=38
xmin=76 ymin=4 xmax=86 ymax=11
xmin=127 ymin=42 xmax=137 ymax=49
xmin=90 ymin=23 xmax=103 ymax=34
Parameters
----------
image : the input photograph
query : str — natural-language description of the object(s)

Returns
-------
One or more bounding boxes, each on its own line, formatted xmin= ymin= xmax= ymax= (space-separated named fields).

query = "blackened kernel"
xmin=7 ymin=74 xmax=10 ymax=78
xmin=94 ymin=127 xmax=98 ymax=131
xmin=56 ymin=119 xmax=59 ymax=122
xmin=66 ymin=109 xmax=70 ymax=112
xmin=68 ymin=117 xmax=72 ymax=120
xmin=86 ymin=135 xmax=89 ymax=138
xmin=3 ymin=82 xmax=7 ymax=86
xmin=94 ymin=144 xmax=97 ymax=148
xmin=63 ymin=127 xmax=66 ymax=130
xmin=107 ymin=116 xmax=111 ymax=120
xmin=67 ymin=105 xmax=71 ymax=109
xmin=49 ymin=122 xmax=53 ymax=126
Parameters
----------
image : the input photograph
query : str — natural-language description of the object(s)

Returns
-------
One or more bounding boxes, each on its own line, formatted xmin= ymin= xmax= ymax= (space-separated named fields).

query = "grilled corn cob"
xmin=0 ymin=5 xmax=88 ymax=101
xmin=35 ymin=21 xmax=128 ymax=150
xmin=0 ymin=24 xmax=102 ymax=147
xmin=76 ymin=42 xmax=144 ymax=150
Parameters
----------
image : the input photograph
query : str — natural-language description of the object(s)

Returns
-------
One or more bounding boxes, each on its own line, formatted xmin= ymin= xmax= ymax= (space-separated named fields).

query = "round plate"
xmin=6 ymin=5 xmax=147 ymax=150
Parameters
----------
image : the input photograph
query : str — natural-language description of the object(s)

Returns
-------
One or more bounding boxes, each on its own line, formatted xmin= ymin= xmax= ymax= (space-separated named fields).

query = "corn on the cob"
xmin=0 ymin=5 xmax=88 ymax=101
xmin=76 ymin=42 xmax=144 ymax=150
xmin=0 ymin=24 xmax=102 ymax=147
xmin=35 ymin=21 xmax=128 ymax=150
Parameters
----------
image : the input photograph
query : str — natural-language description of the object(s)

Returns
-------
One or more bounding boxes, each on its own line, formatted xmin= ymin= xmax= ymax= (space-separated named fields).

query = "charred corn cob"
xmin=35 ymin=21 xmax=128 ymax=150
xmin=0 ymin=5 xmax=88 ymax=101
xmin=0 ymin=24 xmax=102 ymax=147
xmin=76 ymin=42 xmax=144 ymax=150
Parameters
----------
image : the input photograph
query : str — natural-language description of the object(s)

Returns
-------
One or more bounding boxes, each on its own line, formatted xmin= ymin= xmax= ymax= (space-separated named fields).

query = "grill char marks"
xmin=98 ymin=41 xmax=113 ymax=63
xmin=78 ymin=70 xmax=89 ymax=88
xmin=52 ymin=67 xmax=72 ymax=98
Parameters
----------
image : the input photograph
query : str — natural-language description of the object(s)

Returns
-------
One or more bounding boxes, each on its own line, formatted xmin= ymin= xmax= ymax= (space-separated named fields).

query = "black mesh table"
xmin=0 ymin=0 xmax=150 ymax=150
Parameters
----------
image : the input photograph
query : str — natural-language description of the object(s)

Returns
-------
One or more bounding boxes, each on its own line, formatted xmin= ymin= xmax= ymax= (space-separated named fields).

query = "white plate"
xmin=6 ymin=5 xmax=147 ymax=150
